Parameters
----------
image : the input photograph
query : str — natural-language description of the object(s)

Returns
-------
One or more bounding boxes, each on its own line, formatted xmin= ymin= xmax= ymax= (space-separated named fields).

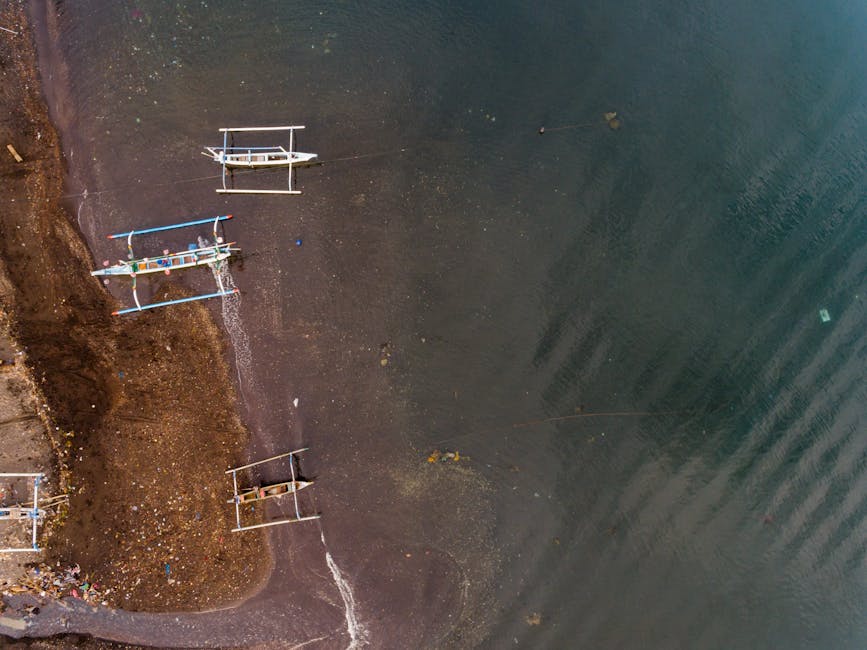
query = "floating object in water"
xmin=604 ymin=112 xmax=621 ymax=130
xmin=538 ymin=126 xmax=545 ymax=135
xmin=819 ymin=308 xmax=831 ymax=323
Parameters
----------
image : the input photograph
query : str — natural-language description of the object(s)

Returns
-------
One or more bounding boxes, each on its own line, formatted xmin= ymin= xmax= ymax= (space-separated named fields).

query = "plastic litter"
xmin=819 ymin=308 xmax=831 ymax=323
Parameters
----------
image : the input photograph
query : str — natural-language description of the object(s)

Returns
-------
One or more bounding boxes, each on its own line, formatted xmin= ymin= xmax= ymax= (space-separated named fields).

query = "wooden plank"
xmin=6 ymin=144 xmax=23 ymax=163
xmin=0 ymin=616 xmax=28 ymax=630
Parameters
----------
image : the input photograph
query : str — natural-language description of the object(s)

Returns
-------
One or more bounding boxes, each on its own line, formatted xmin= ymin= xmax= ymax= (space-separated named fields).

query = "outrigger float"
xmin=226 ymin=448 xmax=320 ymax=532
xmin=203 ymin=125 xmax=317 ymax=195
xmin=91 ymin=215 xmax=238 ymax=316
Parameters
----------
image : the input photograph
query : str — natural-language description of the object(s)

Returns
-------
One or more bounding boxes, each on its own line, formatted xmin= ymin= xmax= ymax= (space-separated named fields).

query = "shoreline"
xmin=0 ymin=0 xmax=271 ymax=628
xmin=1 ymin=2 xmax=504 ymax=646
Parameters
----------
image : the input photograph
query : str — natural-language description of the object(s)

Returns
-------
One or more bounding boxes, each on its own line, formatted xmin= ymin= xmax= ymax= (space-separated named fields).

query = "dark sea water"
xmin=36 ymin=0 xmax=867 ymax=647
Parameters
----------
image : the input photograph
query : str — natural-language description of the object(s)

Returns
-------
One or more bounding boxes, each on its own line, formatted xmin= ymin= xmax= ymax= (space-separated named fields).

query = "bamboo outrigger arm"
xmin=226 ymin=448 xmax=320 ymax=532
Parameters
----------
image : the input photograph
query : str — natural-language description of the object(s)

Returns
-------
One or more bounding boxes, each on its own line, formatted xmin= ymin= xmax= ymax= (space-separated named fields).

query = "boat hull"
xmin=228 ymin=480 xmax=313 ymax=504
xmin=91 ymin=247 xmax=233 ymax=277
xmin=220 ymin=151 xmax=317 ymax=168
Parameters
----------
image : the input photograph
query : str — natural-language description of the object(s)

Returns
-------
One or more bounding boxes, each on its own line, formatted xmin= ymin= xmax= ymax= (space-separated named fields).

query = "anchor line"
xmin=431 ymin=409 xmax=688 ymax=446
xmin=59 ymin=148 xmax=412 ymax=200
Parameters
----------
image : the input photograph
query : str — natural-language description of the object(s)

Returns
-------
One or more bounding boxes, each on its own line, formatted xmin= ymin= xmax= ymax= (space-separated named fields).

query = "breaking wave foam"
xmin=321 ymin=531 xmax=368 ymax=649
xmin=201 ymin=237 xmax=255 ymax=395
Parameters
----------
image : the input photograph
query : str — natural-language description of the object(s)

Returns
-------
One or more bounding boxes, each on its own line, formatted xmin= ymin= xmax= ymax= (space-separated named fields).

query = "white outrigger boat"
xmin=203 ymin=125 xmax=317 ymax=195
xmin=91 ymin=215 xmax=239 ymax=315
xmin=225 ymin=448 xmax=320 ymax=532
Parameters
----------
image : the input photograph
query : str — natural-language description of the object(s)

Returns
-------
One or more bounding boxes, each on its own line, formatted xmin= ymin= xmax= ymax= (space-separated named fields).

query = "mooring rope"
xmin=431 ymin=409 xmax=686 ymax=446
xmin=60 ymin=147 xmax=411 ymax=200
xmin=60 ymin=111 xmax=622 ymax=201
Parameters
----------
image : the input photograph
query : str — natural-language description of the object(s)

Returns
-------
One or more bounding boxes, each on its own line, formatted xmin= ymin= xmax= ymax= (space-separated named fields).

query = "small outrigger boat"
xmin=225 ymin=448 xmax=320 ymax=532
xmin=91 ymin=215 xmax=239 ymax=315
xmin=203 ymin=125 xmax=316 ymax=195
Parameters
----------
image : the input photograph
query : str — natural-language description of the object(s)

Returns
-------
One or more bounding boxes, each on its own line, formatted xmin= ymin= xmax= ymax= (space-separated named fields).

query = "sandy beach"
xmin=0 ymin=0 xmax=269 ymax=625
xmin=0 ymin=0 xmax=512 ymax=646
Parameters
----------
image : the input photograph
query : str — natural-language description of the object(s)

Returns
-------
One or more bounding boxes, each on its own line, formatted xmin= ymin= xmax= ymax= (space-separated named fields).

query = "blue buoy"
xmin=295 ymin=238 xmax=303 ymax=247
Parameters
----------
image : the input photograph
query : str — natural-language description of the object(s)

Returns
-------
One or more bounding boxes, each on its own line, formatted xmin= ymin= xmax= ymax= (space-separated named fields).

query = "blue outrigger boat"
xmin=91 ymin=215 xmax=239 ymax=315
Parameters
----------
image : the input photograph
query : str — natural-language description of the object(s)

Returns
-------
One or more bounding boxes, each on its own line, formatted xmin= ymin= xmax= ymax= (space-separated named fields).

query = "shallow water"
xmin=40 ymin=0 xmax=867 ymax=647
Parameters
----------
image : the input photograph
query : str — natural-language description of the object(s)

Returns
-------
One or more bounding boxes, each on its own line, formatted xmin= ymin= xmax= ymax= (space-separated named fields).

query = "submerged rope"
xmin=431 ymin=409 xmax=685 ymax=446
xmin=60 ymin=147 xmax=411 ymax=200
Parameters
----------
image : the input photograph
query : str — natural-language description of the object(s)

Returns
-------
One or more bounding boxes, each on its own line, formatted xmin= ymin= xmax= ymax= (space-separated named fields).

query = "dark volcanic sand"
xmin=1 ymin=0 xmax=500 ymax=647
xmin=0 ymin=0 xmax=267 ymax=617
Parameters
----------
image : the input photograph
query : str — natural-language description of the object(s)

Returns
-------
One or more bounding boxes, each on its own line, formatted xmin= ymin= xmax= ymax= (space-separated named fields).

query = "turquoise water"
xmin=42 ymin=0 xmax=867 ymax=646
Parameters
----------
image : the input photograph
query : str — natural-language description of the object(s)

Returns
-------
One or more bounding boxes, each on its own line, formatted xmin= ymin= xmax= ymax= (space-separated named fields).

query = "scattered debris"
xmin=3 ymin=563 xmax=106 ymax=605
xmin=427 ymin=450 xmax=463 ymax=463
xmin=6 ymin=144 xmax=23 ymax=163
xmin=604 ymin=111 xmax=621 ymax=130
xmin=525 ymin=612 xmax=543 ymax=626
xmin=819 ymin=308 xmax=831 ymax=323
